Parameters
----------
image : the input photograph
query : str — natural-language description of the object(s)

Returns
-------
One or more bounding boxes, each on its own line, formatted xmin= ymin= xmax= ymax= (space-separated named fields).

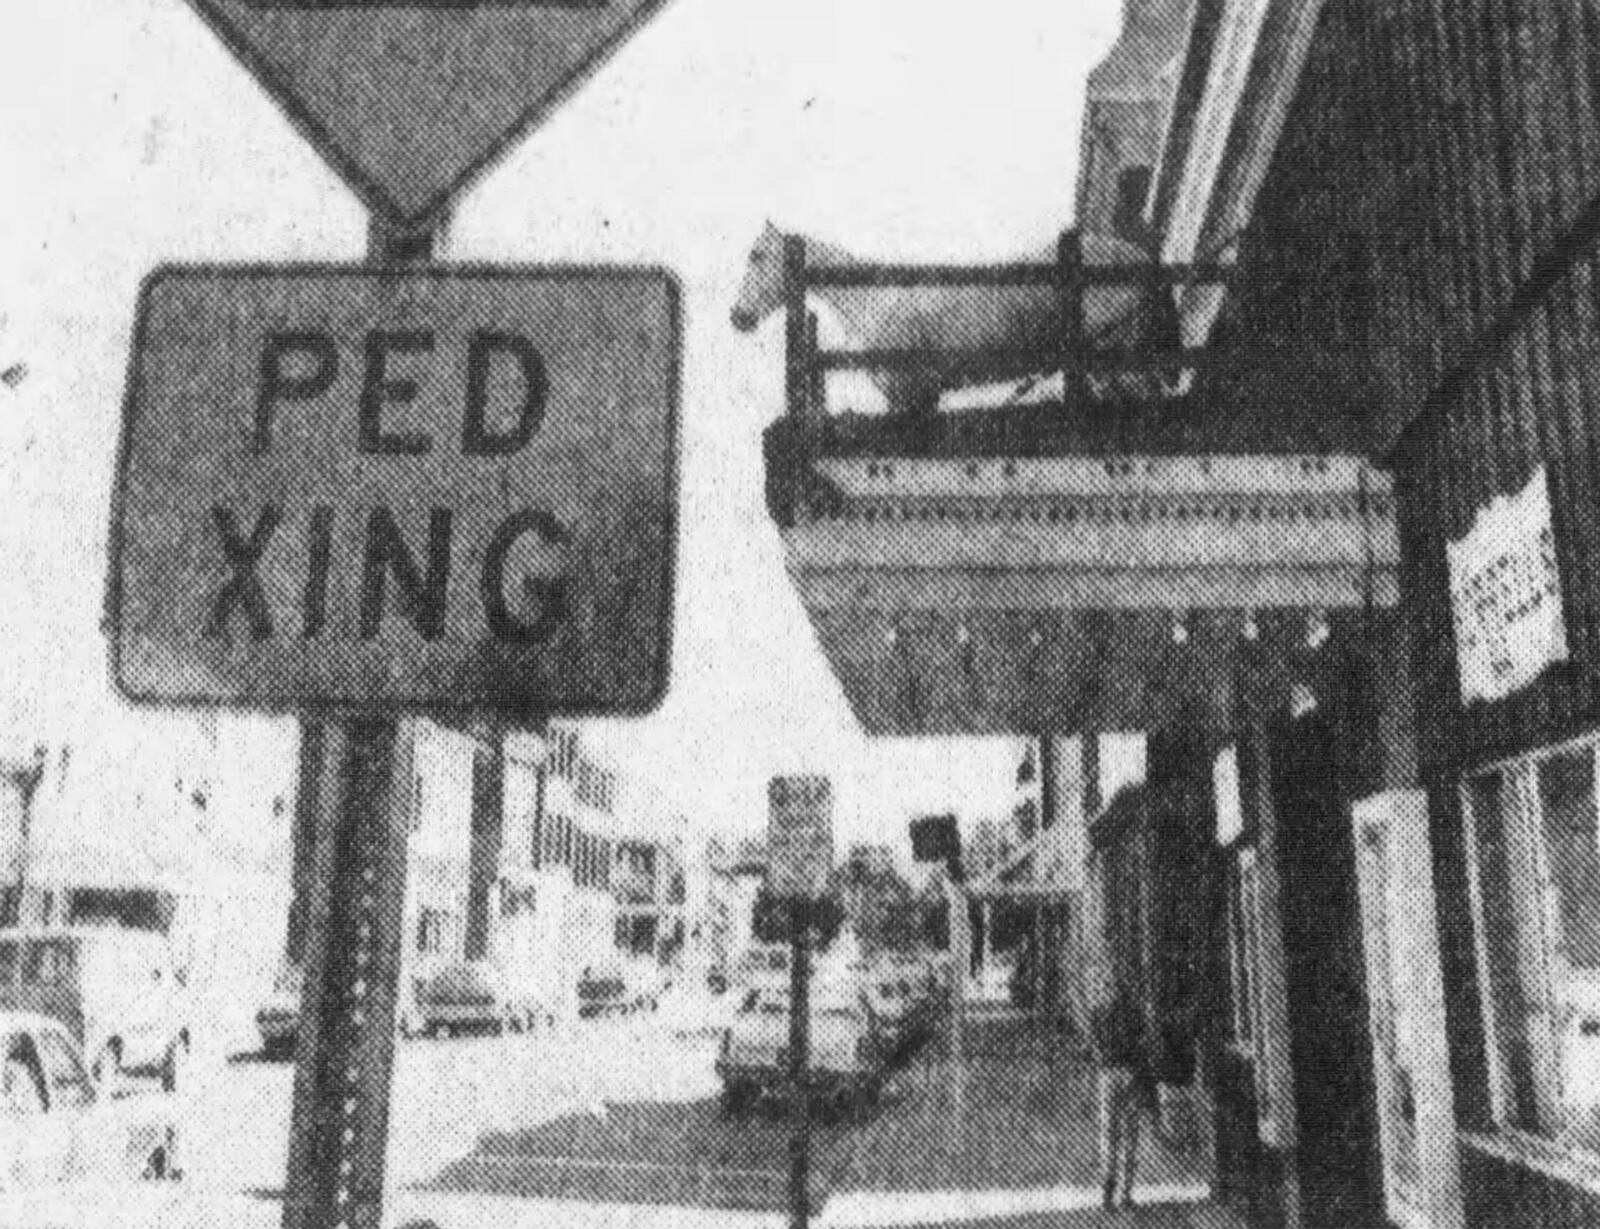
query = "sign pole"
xmin=282 ymin=716 xmax=414 ymax=1229
xmin=787 ymin=896 xmax=812 ymax=1229
xmin=944 ymin=878 xmax=968 ymax=1161
xmin=282 ymin=213 xmax=439 ymax=1229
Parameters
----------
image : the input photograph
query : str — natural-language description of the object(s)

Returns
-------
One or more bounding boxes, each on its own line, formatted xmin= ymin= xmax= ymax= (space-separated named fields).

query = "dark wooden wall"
xmin=1226 ymin=3 xmax=1600 ymax=1225
xmin=1233 ymin=0 xmax=1600 ymax=767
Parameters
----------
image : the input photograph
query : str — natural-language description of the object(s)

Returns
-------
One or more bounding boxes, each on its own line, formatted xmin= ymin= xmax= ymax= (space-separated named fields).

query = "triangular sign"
xmin=187 ymin=0 xmax=675 ymax=224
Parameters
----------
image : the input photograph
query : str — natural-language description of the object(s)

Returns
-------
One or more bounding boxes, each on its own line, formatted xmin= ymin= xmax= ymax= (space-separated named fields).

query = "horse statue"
xmin=730 ymin=221 xmax=1180 ymax=417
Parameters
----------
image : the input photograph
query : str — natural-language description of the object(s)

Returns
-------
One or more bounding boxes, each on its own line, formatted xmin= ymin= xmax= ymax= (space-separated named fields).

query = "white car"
xmin=0 ymin=1011 xmax=176 ymax=1191
xmin=403 ymin=961 xmax=545 ymax=1038
xmin=715 ymin=986 xmax=882 ymax=1117
xmin=576 ymin=959 xmax=663 ymax=1018
xmin=0 ymin=929 xmax=189 ymax=1091
xmin=255 ymin=962 xmax=302 ymax=1058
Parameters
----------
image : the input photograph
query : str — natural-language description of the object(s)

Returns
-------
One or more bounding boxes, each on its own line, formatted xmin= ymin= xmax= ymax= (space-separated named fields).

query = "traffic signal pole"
xmin=282 ymin=214 xmax=438 ymax=1229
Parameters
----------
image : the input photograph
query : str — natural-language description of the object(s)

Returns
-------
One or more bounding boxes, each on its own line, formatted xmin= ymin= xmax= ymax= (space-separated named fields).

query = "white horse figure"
xmin=730 ymin=221 xmax=1175 ymax=417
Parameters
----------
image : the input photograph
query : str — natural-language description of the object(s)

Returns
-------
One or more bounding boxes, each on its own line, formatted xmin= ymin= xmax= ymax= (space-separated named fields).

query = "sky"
xmin=0 ymin=0 xmax=1127 ymax=849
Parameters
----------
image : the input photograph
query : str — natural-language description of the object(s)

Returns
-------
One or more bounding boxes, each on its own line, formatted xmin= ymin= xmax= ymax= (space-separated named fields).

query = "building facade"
xmin=490 ymin=722 xmax=625 ymax=1020
xmin=0 ymin=712 xmax=301 ymax=1048
xmin=754 ymin=1 xmax=1600 ymax=1227
xmin=1092 ymin=2 xmax=1600 ymax=1228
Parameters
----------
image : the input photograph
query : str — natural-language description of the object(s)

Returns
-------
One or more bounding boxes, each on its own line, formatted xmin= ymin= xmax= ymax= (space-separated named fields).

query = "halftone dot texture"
xmin=185 ymin=0 xmax=675 ymax=222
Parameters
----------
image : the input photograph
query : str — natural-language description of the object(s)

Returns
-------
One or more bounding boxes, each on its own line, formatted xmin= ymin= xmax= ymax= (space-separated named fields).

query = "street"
xmin=4 ymin=1001 xmax=1223 ymax=1229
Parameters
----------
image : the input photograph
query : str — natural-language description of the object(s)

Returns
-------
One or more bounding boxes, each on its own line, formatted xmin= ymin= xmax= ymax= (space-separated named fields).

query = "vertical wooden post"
xmin=463 ymin=722 xmax=505 ymax=963
xmin=282 ymin=212 xmax=440 ymax=1229
xmin=784 ymin=237 xmax=809 ymax=421
xmin=805 ymin=310 xmax=823 ymax=421
xmin=1058 ymin=230 xmax=1085 ymax=409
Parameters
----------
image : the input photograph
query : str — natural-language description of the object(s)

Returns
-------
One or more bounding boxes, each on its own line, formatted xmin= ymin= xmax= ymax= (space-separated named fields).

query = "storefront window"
xmin=1465 ymin=741 xmax=1600 ymax=1153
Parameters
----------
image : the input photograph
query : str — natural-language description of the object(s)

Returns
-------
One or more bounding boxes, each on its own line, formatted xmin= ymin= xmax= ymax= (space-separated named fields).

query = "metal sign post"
xmin=766 ymin=775 xmax=832 ymax=1229
xmin=282 ymin=215 xmax=435 ymax=1229
xmin=787 ymin=896 xmax=812 ymax=1229
xmin=942 ymin=875 xmax=969 ymax=1162
xmin=283 ymin=714 xmax=414 ymax=1229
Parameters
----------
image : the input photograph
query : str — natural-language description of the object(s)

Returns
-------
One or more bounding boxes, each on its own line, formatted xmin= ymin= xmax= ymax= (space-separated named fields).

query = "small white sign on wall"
xmin=1446 ymin=465 xmax=1569 ymax=704
xmin=1213 ymin=745 xmax=1243 ymax=846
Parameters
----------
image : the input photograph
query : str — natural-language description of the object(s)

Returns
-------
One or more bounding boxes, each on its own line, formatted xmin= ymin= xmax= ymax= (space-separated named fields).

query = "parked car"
xmin=861 ymin=972 xmax=923 ymax=1058
xmin=576 ymin=959 xmax=661 ymax=1018
xmin=255 ymin=962 xmax=302 ymax=1058
xmin=890 ymin=953 xmax=947 ymax=1027
xmin=0 ymin=1010 xmax=177 ymax=1190
xmin=0 ymin=929 xmax=189 ymax=1091
xmin=715 ymin=986 xmax=882 ymax=1117
xmin=733 ymin=944 xmax=790 ymax=993
xmin=404 ymin=961 xmax=540 ymax=1038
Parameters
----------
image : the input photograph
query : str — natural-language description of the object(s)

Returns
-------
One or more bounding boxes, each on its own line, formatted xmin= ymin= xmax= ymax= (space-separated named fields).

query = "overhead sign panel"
xmin=110 ymin=265 xmax=680 ymax=714
xmin=187 ymin=0 xmax=674 ymax=221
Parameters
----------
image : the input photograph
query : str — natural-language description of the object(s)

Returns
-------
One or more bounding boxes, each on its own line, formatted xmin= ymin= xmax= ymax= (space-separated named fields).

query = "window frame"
xmin=35 ymin=1027 xmax=95 ymax=1110
xmin=1461 ymin=729 xmax=1600 ymax=1165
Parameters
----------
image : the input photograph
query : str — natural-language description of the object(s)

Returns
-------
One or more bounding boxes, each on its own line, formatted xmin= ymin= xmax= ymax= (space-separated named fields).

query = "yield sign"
xmin=187 ymin=0 xmax=675 ymax=223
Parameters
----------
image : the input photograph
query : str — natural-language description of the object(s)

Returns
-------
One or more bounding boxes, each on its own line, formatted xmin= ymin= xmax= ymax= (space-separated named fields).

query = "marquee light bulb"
xmin=1306 ymin=610 xmax=1331 ymax=649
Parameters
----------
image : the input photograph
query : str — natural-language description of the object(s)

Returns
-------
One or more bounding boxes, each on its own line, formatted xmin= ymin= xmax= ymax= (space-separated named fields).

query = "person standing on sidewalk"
xmin=1091 ymin=989 xmax=1158 ymax=1210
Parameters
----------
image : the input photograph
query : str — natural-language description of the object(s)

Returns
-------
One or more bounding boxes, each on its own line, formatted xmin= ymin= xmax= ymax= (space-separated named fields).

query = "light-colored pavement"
xmin=177 ymin=1010 xmax=717 ymax=1198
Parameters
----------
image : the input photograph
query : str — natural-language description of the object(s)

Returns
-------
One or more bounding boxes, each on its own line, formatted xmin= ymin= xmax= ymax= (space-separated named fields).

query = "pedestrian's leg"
xmin=1120 ymin=1091 xmax=1145 ymax=1208
xmin=1098 ymin=1071 xmax=1121 ymax=1209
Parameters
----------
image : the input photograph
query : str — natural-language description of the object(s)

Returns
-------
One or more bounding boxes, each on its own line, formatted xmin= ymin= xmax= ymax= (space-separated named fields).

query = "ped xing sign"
xmin=109 ymin=265 xmax=681 ymax=714
xmin=187 ymin=0 xmax=675 ymax=222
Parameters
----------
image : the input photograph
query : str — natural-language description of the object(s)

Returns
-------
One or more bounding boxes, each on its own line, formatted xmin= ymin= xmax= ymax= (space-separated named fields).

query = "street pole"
xmin=787 ymin=896 xmax=812 ymax=1229
xmin=942 ymin=876 xmax=969 ymax=1160
xmin=282 ymin=212 xmax=438 ymax=1229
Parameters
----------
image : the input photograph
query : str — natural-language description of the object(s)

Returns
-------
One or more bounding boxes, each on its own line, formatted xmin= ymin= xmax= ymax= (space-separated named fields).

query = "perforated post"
xmin=283 ymin=212 xmax=439 ymax=1229
xmin=282 ymin=718 xmax=414 ymax=1229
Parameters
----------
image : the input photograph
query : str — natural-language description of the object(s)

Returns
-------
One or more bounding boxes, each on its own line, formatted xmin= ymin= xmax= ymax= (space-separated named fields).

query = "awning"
xmin=772 ymin=449 xmax=1395 ymax=735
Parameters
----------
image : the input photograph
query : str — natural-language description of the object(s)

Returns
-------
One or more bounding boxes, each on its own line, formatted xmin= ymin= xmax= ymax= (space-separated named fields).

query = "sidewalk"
xmin=836 ymin=1007 xmax=1210 ymax=1196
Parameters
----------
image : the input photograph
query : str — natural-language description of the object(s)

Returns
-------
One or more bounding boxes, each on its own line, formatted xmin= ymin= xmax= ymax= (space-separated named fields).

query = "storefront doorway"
xmin=1351 ymin=789 xmax=1464 ymax=1229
